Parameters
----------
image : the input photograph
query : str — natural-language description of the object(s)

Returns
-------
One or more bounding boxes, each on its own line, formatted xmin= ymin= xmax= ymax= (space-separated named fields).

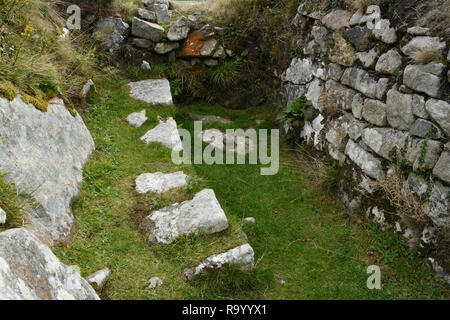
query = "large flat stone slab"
xmin=184 ymin=244 xmax=255 ymax=280
xmin=140 ymin=117 xmax=183 ymax=151
xmin=136 ymin=171 xmax=188 ymax=194
xmin=0 ymin=96 xmax=95 ymax=243
xmin=128 ymin=79 xmax=173 ymax=106
xmin=140 ymin=189 xmax=229 ymax=244
xmin=0 ymin=228 xmax=99 ymax=300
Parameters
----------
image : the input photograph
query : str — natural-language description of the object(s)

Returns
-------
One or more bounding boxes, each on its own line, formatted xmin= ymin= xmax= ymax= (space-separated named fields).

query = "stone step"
xmin=140 ymin=117 xmax=183 ymax=151
xmin=128 ymin=79 xmax=173 ymax=106
xmin=135 ymin=171 xmax=188 ymax=194
xmin=139 ymin=189 xmax=229 ymax=245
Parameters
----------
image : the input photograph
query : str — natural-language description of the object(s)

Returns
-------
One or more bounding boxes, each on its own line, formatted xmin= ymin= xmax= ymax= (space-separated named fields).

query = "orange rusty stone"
xmin=180 ymin=32 xmax=204 ymax=57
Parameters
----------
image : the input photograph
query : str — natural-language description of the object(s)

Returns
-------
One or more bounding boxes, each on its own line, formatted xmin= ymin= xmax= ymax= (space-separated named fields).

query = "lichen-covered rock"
xmin=86 ymin=268 xmax=110 ymax=291
xmin=411 ymin=94 xmax=428 ymax=119
xmin=375 ymin=49 xmax=402 ymax=75
xmin=327 ymin=63 xmax=344 ymax=81
xmin=131 ymin=17 xmax=164 ymax=42
xmin=146 ymin=277 xmax=163 ymax=290
xmin=0 ymin=228 xmax=99 ymax=300
xmin=386 ymin=89 xmax=415 ymax=130
xmin=344 ymin=25 xmax=371 ymax=51
xmin=0 ymin=207 xmax=5 ymax=225
xmin=135 ymin=171 xmax=188 ymax=194
xmin=136 ymin=8 xmax=156 ymax=22
xmin=362 ymin=99 xmax=387 ymax=126
xmin=184 ymin=244 xmax=255 ymax=280
xmin=0 ymin=96 xmax=94 ymax=243
xmin=96 ymin=17 xmax=129 ymax=52
xmin=153 ymin=4 xmax=170 ymax=24
xmin=306 ymin=79 xmax=324 ymax=111
xmin=321 ymin=10 xmax=352 ymax=31
xmin=425 ymin=99 xmax=450 ymax=136
xmin=341 ymin=67 xmax=378 ymax=98
xmin=128 ymin=79 xmax=173 ymax=106
xmin=403 ymin=63 xmax=444 ymax=98
xmin=351 ymin=93 xmax=364 ymax=119
xmin=345 ymin=140 xmax=383 ymax=180
xmin=167 ymin=16 xmax=190 ymax=41
xmin=401 ymin=36 xmax=446 ymax=58
xmin=126 ymin=109 xmax=147 ymax=128
xmin=324 ymin=80 xmax=356 ymax=111
xmin=140 ymin=117 xmax=183 ymax=152
xmin=140 ymin=189 xmax=229 ymax=244
xmin=200 ymin=39 xmax=218 ymax=57
xmin=329 ymin=33 xmax=356 ymax=67
xmin=409 ymin=119 xmax=442 ymax=139
xmin=154 ymin=42 xmax=179 ymax=54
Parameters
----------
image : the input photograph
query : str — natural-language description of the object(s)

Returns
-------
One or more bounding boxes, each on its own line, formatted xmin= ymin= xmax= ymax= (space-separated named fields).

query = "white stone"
xmin=167 ymin=16 xmax=190 ymax=41
xmin=375 ymin=49 xmax=402 ymax=75
xmin=401 ymin=36 xmax=446 ymax=58
xmin=141 ymin=60 xmax=151 ymax=73
xmin=140 ymin=117 xmax=183 ymax=152
xmin=80 ymin=79 xmax=95 ymax=97
xmin=425 ymin=99 xmax=450 ymax=137
xmin=345 ymin=140 xmax=383 ymax=180
xmin=131 ymin=17 xmax=164 ymax=42
xmin=372 ymin=19 xmax=397 ymax=44
xmin=407 ymin=26 xmax=430 ymax=36
xmin=283 ymin=58 xmax=315 ymax=85
xmin=135 ymin=171 xmax=188 ymax=194
xmin=0 ymin=207 xmax=5 ymax=224
xmin=184 ymin=244 xmax=255 ymax=280
xmin=0 ymin=228 xmax=99 ymax=300
xmin=146 ymin=277 xmax=163 ymax=289
xmin=128 ymin=79 xmax=173 ymax=106
xmin=0 ymin=96 xmax=95 ymax=243
xmin=86 ymin=268 xmax=110 ymax=291
xmin=140 ymin=189 xmax=229 ymax=244
xmin=126 ymin=109 xmax=147 ymax=128
xmin=356 ymin=48 xmax=379 ymax=68
xmin=243 ymin=217 xmax=256 ymax=223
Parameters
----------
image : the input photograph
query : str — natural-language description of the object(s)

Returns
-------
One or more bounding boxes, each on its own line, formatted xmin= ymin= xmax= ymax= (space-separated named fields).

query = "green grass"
xmin=54 ymin=71 xmax=449 ymax=300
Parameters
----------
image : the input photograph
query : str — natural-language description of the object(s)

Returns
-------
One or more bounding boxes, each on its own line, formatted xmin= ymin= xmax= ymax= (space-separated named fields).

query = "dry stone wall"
xmin=282 ymin=4 xmax=449 ymax=282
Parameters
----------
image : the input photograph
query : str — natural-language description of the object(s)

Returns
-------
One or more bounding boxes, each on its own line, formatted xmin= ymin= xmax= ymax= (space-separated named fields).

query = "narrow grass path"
xmin=54 ymin=71 xmax=449 ymax=300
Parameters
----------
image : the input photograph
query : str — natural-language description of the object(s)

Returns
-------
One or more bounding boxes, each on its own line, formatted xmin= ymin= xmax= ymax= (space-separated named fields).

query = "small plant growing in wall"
xmin=277 ymin=95 xmax=315 ymax=141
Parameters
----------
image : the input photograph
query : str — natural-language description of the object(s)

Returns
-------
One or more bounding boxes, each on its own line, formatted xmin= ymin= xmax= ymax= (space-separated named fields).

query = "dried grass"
xmin=411 ymin=49 xmax=442 ymax=65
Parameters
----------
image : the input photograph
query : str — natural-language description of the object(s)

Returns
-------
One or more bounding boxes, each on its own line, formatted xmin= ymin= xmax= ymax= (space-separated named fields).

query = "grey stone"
xmin=433 ymin=151 xmax=450 ymax=185
xmin=243 ymin=217 xmax=256 ymax=223
xmin=412 ymin=139 xmax=441 ymax=171
xmin=349 ymin=9 xmax=364 ymax=26
xmin=132 ymin=38 xmax=153 ymax=49
xmin=344 ymin=26 xmax=371 ymax=51
xmin=306 ymin=79 xmax=324 ymax=111
xmin=140 ymin=189 xmax=229 ymax=244
xmin=199 ymin=39 xmax=218 ymax=57
xmin=328 ymin=63 xmax=344 ymax=81
xmin=407 ymin=26 xmax=430 ymax=36
xmin=321 ymin=10 xmax=352 ymax=31
xmin=375 ymin=49 xmax=402 ymax=75
xmin=141 ymin=60 xmax=151 ymax=73
xmin=344 ymin=140 xmax=384 ymax=180
xmin=96 ymin=17 xmax=129 ymax=52
xmin=140 ymin=117 xmax=182 ymax=152
xmin=311 ymin=26 xmax=329 ymax=55
xmin=329 ymin=33 xmax=356 ymax=67
xmin=184 ymin=244 xmax=255 ymax=280
xmin=356 ymin=48 xmax=379 ymax=68
xmin=154 ymin=42 xmax=179 ymax=54
xmin=386 ymin=89 xmax=416 ymax=130
xmin=131 ymin=17 xmax=164 ymax=42
xmin=401 ymin=36 xmax=446 ymax=58
xmin=127 ymin=109 xmax=147 ymax=128
xmin=403 ymin=64 xmax=443 ymax=98
xmin=362 ymin=99 xmax=387 ymax=126
xmin=324 ymin=80 xmax=356 ymax=111
xmin=0 ymin=97 xmax=94 ymax=243
xmin=0 ymin=207 xmax=5 ymax=224
xmin=80 ymin=79 xmax=95 ymax=97
xmin=372 ymin=19 xmax=397 ymax=44
xmin=128 ymin=79 xmax=173 ymax=106
xmin=348 ymin=117 xmax=367 ymax=140
xmin=0 ymin=228 xmax=99 ymax=300
xmin=283 ymin=83 xmax=307 ymax=108
xmin=376 ymin=78 xmax=390 ymax=100
xmin=86 ymin=268 xmax=110 ymax=291
xmin=351 ymin=93 xmax=364 ymax=119
xmin=204 ymin=59 xmax=218 ymax=67
xmin=142 ymin=0 xmax=169 ymax=6
xmin=341 ymin=67 xmax=378 ymax=98
xmin=283 ymin=58 xmax=315 ymax=85
xmin=425 ymin=180 xmax=450 ymax=227
xmin=325 ymin=117 xmax=349 ymax=151
xmin=199 ymin=129 xmax=256 ymax=155
xmin=146 ymin=277 xmax=163 ymax=290
xmin=411 ymin=94 xmax=428 ymax=119
xmin=167 ymin=16 xmax=190 ymax=41
xmin=135 ymin=171 xmax=188 ymax=194
xmin=425 ymin=99 xmax=450 ymax=136
xmin=137 ymin=8 xmax=156 ymax=22
xmin=409 ymin=119 xmax=442 ymax=139
xmin=153 ymin=4 xmax=170 ymax=24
